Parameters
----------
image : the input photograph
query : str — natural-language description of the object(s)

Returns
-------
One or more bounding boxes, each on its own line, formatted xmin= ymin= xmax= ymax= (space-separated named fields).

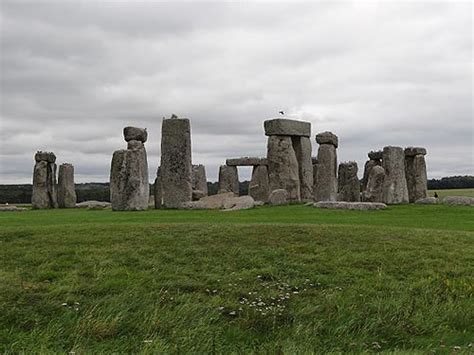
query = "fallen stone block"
xmin=222 ymin=195 xmax=255 ymax=211
xmin=269 ymin=189 xmax=288 ymax=205
xmin=415 ymin=197 xmax=438 ymax=204
xmin=442 ymin=196 xmax=474 ymax=206
xmin=0 ymin=205 xmax=27 ymax=212
xmin=76 ymin=201 xmax=111 ymax=209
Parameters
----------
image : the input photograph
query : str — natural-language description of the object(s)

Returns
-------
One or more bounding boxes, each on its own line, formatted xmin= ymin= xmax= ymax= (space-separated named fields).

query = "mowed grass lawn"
xmin=428 ymin=188 xmax=474 ymax=198
xmin=1 ymin=205 xmax=473 ymax=353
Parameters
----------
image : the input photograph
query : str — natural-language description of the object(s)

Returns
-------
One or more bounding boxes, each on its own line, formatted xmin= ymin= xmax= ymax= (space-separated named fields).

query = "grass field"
xmin=1 ymin=204 xmax=473 ymax=353
xmin=428 ymin=188 xmax=474 ymax=198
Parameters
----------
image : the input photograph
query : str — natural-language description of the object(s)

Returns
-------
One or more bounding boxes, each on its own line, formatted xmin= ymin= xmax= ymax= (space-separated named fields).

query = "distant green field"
xmin=1 ymin=205 xmax=473 ymax=353
xmin=428 ymin=188 xmax=474 ymax=198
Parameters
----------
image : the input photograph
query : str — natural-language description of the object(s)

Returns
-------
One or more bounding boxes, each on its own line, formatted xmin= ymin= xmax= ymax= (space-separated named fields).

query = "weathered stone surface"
xmin=337 ymin=161 xmax=360 ymax=202
xmin=404 ymin=147 xmax=427 ymax=157
xmin=0 ymin=205 xmax=27 ymax=212
xmin=192 ymin=164 xmax=208 ymax=196
xmin=313 ymin=201 xmax=387 ymax=210
xmin=123 ymin=126 xmax=147 ymax=143
xmin=405 ymin=154 xmax=428 ymax=203
xmin=313 ymin=143 xmax=337 ymax=202
xmin=160 ymin=118 xmax=192 ymax=208
xmin=35 ymin=151 xmax=56 ymax=163
xmin=218 ymin=165 xmax=239 ymax=195
xmin=154 ymin=167 xmax=162 ymax=209
xmin=76 ymin=200 xmax=111 ymax=209
xmin=442 ymin=196 xmax=474 ymax=206
xmin=382 ymin=146 xmax=409 ymax=204
xmin=368 ymin=150 xmax=383 ymax=160
xmin=249 ymin=165 xmax=270 ymax=202
xmin=267 ymin=135 xmax=300 ymax=201
xmin=362 ymin=165 xmax=385 ymax=202
xmin=57 ymin=163 xmax=76 ymax=208
xmin=192 ymin=190 xmax=206 ymax=201
xmin=415 ymin=197 xmax=438 ymax=204
xmin=181 ymin=192 xmax=235 ymax=209
xmin=269 ymin=189 xmax=288 ymax=205
xmin=32 ymin=159 xmax=58 ymax=209
xmin=264 ymin=118 xmax=311 ymax=137
xmin=293 ymin=136 xmax=313 ymax=201
xmin=223 ymin=195 xmax=255 ymax=211
xmin=315 ymin=131 xmax=338 ymax=148
xmin=127 ymin=140 xmax=144 ymax=150
xmin=110 ymin=146 xmax=149 ymax=211
xmin=362 ymin=159 xmax=381 ymax=190
xmin=226 ymin=157 xmax=268 ymax=166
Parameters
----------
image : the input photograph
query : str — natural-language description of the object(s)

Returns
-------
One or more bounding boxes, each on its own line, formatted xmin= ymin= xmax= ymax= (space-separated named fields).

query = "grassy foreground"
xmin=1 ymin=205 xmax=473 ymax=353
xmin=428 ymin=188 xmax=474 ymax=198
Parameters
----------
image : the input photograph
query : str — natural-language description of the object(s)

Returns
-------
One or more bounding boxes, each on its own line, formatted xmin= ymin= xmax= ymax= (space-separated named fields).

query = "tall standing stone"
xmin=249 ymin=165 xmax=270 ymax=202
xmin=32 ymin=151 xmax=58 ymax=209
xmin=264 ymin=118 xmax=312 ymax=202
xmin=192 ymin=164 xmax=208 ymax=196
xmin=313 ymin=132 xmax=338 ymax=202
xmin=292 ymin=136 xmax=314 ymax=201
xmin=154 ymin=166 xmax=162 ymax=209
xmin=218 ymin=165 xmax=239 ymax=195
xmin=405 ymin=147 xmax=428 ymax=203
xmin=337 ymin=161 xmax=360 ymax=202
xmin=363 ymin=165 xmax=385 ymax=202
xmin=57 ymin=163 xmax=76 ymax=208
xmin=267 ymin=135 xmax=300 ymax=201
xmin=110 ymin=127 xmax=149 ymax=211
xmin=160 ymin=117 xmax=192 ymax=208
xmin=382 ymin=146 xmax=409 ymax=204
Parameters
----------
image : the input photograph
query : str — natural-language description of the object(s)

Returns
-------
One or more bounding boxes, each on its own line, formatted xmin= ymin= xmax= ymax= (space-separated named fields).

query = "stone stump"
xmin=337 ymin=161 xmax=360 ymax=202
xmin=218 ymin=165 xmax=239 ymax=195
xmin=154 ymin=166 xmax=162 ymax=209
xmin=267 ymin=135 xmax=300 ymax=201
xmin=404 ymin=147 xmax=428 ymax=203
xmin=110 ymin=127 xmax=149 ymax=211
xmin=382 ymin=146 xmax=409 ymax=204
xmin=362 ymin=165 xmax=385 ymax=202
xmin=32 ymin=151 xmax=58 ymax=209
xmin=249 ymin=165 xmax=270 ymax=202
xmin=160 ymin=117 xmax=192 ymax=208
xmin=57 ymin=163 xmax=76 ymax=208
xmin=313 ymin=132 xmax=338 ymax=202
xmin=192 ymin=164 xmax=208 ymax=196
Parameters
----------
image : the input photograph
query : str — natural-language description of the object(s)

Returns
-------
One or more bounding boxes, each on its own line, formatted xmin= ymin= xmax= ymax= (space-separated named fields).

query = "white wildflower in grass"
xmin=143 ymin=340 xmax=153 ymax=344
xmin=229 ymin=311 xmax=236 ymax=316
xmin=61 ymin=303 xmax=67 ymax=306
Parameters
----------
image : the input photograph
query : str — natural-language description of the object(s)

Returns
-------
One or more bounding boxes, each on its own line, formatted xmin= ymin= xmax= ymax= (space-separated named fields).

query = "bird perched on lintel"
xmin=279 ymin=110 xmax=284 ymax=115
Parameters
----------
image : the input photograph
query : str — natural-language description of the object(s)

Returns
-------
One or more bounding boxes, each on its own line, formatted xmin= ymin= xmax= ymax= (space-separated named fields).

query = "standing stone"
xmin=110 ymin=128 xmax=149 ymax=211
xmin=32 ymin=151 xmax=58 ymax=209
xmin=363 ymin=165 xmax=385 ymax=202
xmin=160 ymin=117 xmax=192 ymax=208
xmin=192 ymin=164 xmax=208 ymax=196
xmin=337 ymin=162 xmax=360 ymax=202
xmin=362 ymin=150 xmax=382 ymax=191
xmin=249 ymin=165 xmax=270 ymax=202
xmin=267 ymin=135 xmax=300 ymax=201
xmin=313 ymin=132 xmax=338 ymax=202
xmin=292 ymin=136 xmax=313 ymax=201
xmin=154 ymin=167 xmax=162 ymax=209
xmin=218 ymin=165 xmax=239 ymax=195
xmin=405 ymin=147 xmax=428 ymax=203
xmin=382 ymin=146 xmax=409 ymax=204
xmin=57 ymin=163 xmax=76 ymax=208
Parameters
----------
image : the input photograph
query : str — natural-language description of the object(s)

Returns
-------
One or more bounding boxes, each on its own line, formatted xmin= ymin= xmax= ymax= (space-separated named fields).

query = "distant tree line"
xmin=1 ymin=176 xmax=472 ymax=204
xmin=427 ymin=176 xmax=474 ymax=190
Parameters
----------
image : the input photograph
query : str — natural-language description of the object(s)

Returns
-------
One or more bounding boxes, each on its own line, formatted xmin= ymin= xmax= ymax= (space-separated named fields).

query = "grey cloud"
xmin=0 ymin=1 xmax=472 ymax=184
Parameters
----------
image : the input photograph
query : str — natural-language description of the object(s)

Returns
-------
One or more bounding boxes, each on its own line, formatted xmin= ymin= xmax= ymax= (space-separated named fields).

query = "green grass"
xmin=1 ymin=205 xmax=473 ymax=353
xmin=428 ymin=188 xmax=474 ymax=198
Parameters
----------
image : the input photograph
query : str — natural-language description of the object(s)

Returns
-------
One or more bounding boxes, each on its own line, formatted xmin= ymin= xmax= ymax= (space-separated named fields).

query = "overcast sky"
xmin=0 ymin=1 xmax=472 ymax=184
